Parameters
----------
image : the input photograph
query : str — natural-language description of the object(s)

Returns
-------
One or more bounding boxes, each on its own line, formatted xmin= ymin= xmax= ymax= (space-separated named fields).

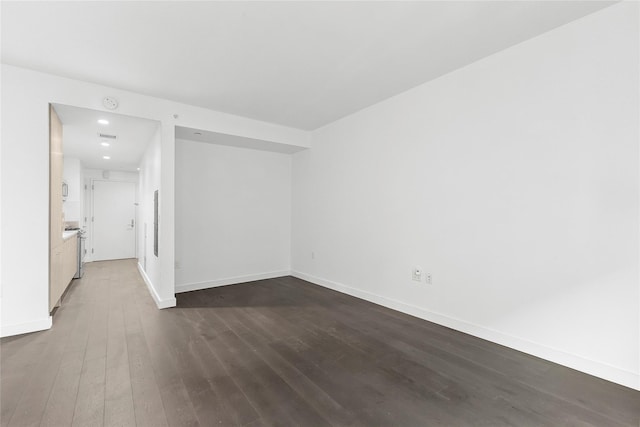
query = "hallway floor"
xmin=1 ymin=259 xmax=638 ymax=426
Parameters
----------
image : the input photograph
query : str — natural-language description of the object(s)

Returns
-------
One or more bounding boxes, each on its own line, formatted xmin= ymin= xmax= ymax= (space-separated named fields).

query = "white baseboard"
xmin=291 ymin=271 xmax=639 ymax=391
xmin=1 ymin=316 xmax=52 ymax=338
xmin=137 ymin=262 xmax=176 ymax=309
xmin=175 ymin=270 xmax=291 ymax=294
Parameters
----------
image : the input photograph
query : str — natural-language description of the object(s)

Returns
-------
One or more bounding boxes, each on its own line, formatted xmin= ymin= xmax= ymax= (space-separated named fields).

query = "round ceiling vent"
xmin=102 ymin=97 xmax=119 ymax=110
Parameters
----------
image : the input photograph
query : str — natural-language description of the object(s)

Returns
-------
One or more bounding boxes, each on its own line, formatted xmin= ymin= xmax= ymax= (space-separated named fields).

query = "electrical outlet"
xmin=175 ymin=261 xmax=181 ymax=269
xmin=311 ymin=251 xmax=315 ymax=260
xmin=426 ymin=273 xmax=432 ymax=284
xmin=412 ymin=267 xmax=422 ymax=282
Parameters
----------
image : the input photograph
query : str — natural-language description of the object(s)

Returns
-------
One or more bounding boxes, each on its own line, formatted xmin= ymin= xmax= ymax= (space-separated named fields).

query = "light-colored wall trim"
xmin=175 ymin=270 xmax=291 ymax=294
xmin=137 ymin=262 xmax=176 ymax=309
xmin=1 ymin=315 xmax=52 ymax=338
xmin=291 ymin=271 xmax=640 ymax=391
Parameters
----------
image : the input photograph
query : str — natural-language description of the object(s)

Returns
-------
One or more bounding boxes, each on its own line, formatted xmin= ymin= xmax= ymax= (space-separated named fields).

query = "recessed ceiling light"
xmin=137 ymin=168 xmax=140 ymax=171
xmin=98 ymin=119 xmax=109 ymax=125
xmin=103 ymin=156 xmax=111 ymax=160
xmin=101 ymin=142 xmax=110 ymax=147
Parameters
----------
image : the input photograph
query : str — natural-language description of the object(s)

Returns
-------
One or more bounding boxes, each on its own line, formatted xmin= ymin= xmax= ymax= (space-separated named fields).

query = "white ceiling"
xmin=4 ymin=1 xmax=614 ymax=130
xmin=53 ymin=104 xmax=159 ymax=172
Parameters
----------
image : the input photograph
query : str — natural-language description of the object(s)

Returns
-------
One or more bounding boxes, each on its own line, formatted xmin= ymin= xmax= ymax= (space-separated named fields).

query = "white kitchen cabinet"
xmin=63 ymin=157 xmax=83 ymax=222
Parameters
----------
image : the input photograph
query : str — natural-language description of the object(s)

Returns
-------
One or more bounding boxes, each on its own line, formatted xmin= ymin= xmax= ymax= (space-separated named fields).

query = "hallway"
xmin=1 ymin=260 xmax=163 ymax=426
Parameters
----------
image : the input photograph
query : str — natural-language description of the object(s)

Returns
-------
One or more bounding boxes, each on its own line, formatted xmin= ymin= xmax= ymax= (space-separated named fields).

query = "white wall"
xmin=138 ymin=127 xmax=166 ymax=305
xmin=292 ymin=3 xmax=639 ymax=389
xmin=175 ymin=139 xmax=292 ymax=292
xmin=0 ymin=64 xmax=308 ymax=337
xmin=1 ymin=67 xmax=52 ymax=336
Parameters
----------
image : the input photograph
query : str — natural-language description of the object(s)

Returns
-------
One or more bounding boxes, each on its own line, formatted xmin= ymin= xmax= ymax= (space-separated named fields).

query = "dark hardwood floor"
xmin=1 ymin=259 xmax=638 ymax=426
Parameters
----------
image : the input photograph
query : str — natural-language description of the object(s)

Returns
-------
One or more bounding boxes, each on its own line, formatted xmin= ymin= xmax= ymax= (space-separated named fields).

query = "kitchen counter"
xmin=63 ymin=229 xmax=78 ymax=240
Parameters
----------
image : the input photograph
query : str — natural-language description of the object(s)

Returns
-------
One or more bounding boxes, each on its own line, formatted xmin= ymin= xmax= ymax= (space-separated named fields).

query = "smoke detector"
xmin=102 ymin=97 xmax=119 ymax=110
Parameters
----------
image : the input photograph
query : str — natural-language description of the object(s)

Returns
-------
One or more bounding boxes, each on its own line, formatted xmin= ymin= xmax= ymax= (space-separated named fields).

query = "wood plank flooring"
xmin=2 ymin=259 xmax=639 ymax=426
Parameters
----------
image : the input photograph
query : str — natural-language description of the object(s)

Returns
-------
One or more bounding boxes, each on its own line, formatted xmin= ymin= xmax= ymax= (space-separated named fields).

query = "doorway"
xmin=92 ymin=180 xmax=137 ymax=261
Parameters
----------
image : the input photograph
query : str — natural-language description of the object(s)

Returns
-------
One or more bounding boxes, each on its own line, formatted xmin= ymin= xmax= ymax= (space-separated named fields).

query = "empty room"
xmin=1 ymin=1 xmax=639 ymax=426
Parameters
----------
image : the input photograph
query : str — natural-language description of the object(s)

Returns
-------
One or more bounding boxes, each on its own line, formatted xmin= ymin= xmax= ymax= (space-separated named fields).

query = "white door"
xmin=92 ymin=180 xmax=136 ymax=261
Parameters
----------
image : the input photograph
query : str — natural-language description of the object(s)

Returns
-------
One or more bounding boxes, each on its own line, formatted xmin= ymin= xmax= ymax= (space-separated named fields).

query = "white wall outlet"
xmin=426 ymin=273 xmax=432 ymax=284
xmin=311 ymin=251 xmax=315 ymax=260
xmin=175 ymin=261 xmax=181 ymax=269
xmin=412 ymin=267 xmax=422 ymax=282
